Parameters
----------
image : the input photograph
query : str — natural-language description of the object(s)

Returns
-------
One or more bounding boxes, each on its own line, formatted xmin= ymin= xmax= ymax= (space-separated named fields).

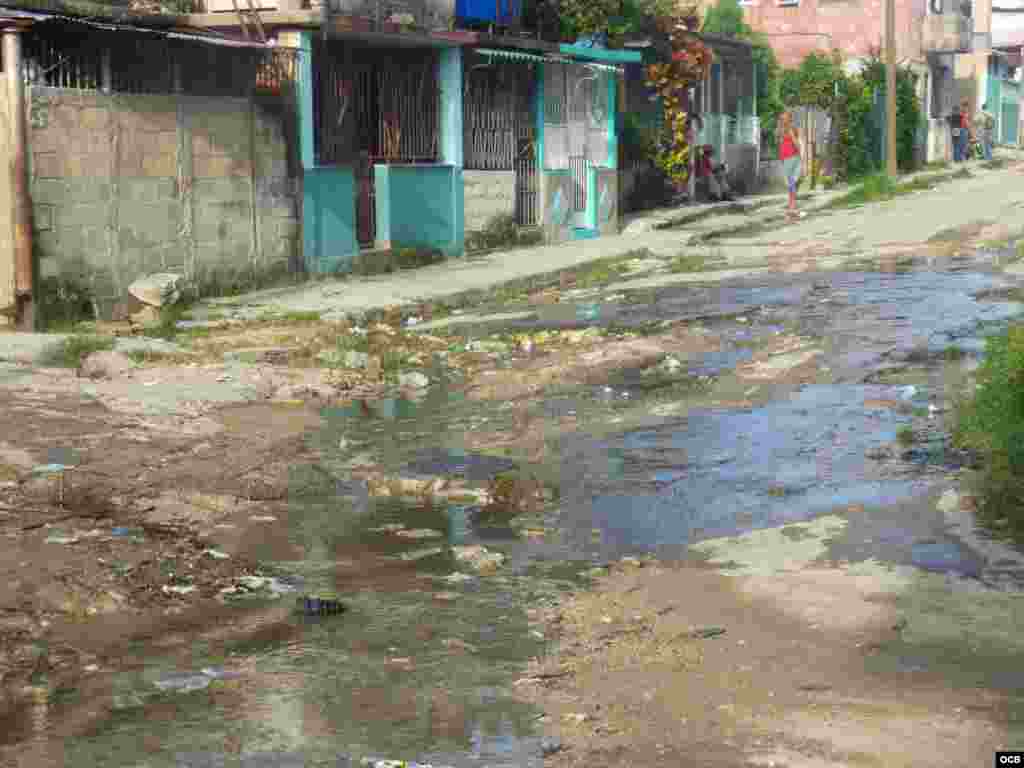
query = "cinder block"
xmin=31 ymin=179 xmax=67 ymax=205
xmin=193 ymin=177 xmax=250 ymax=202
xmin=32 ymin=205 xmax=53 ymax=232
xmin=155 ymin=132 xmax=179 ymax=157
xmin=118 ymin=200 xmax=183 ymax=243
xmin=141 ymin=154 xmax=176 ymax=178
xmin=194 ymin=153 xmax=252 ymax=178
xmin=66 ymin=179 xmax=112 ymax=203
xmin=33 ymin=231 xmax=60 ymax=260
xmin=119 ymin=178 xmax=177 ymax=204
xmin=195 ymin=210 xmax=251 ymax=243
xmin=78 ymin=108 xmax=111 ymax=131
xmin=32 ymin=152 xmax=62 ymax=179
xmin=57 ymin=203 xmax=110 ymax=231
xmin=30 ymin=126 xmax=63 ymax=154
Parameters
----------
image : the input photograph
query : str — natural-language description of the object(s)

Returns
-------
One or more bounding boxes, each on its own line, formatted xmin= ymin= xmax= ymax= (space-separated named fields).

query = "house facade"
xmin=0 ymin=0 xmax=300 ymax=330
xmin=187 ymin=2 xmax=640 ymax=274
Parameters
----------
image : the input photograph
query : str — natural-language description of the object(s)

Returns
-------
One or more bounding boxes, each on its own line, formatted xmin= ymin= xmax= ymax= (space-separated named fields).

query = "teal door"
xmin=1003 ymin=101 xmax=1020 ymax=146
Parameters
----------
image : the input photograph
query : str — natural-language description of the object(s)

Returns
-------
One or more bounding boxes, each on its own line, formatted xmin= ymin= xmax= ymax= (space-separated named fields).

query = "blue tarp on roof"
xmin=455 ymin=0 xmax=521 ymax=26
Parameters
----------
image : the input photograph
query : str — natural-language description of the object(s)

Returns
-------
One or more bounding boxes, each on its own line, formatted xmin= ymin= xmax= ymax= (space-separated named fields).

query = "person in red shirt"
xmin=957 ymin=99 xmax=971 ymax=163
xmin=777 ymin=110 xmax=803 ymax=219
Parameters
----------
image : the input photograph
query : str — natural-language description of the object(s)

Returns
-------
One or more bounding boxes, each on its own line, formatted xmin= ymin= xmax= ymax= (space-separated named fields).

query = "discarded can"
xmin=297 ymin=595 xmax=345 ymax=616
xmin=575 ymin=303 xmax=601 ymax=322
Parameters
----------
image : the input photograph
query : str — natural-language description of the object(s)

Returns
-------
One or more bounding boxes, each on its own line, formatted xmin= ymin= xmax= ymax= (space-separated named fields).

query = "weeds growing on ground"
xmin=896 ymin=425 xmax=915 ymax=446
xmin=43 ymin=335 xmax=115 ymax=369
xmin=668 ymin=253 xmax=707 ymax=274
xmin=982 ymin=158 xmax=1008 ymax=171
xmin=944 ymin=345 xmax=965 ymax=361
xmin=466 ymin=214 xmax=544 ymax=253
xmin=953 ymin=323 xmax=1024 ymax=545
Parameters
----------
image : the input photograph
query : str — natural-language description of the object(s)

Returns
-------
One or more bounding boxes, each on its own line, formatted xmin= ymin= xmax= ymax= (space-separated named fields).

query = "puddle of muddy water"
xmin=19 ymin=267 xmax=1024 ymax=766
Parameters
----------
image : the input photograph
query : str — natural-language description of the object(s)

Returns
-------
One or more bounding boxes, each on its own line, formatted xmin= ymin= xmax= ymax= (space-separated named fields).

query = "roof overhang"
xmin=0 ymin=3 xmax=272 ymax=48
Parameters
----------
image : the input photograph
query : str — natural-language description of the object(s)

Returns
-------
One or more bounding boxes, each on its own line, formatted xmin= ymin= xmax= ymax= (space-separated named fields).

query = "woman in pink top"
xmin=778 ymin=110 xmax=802 ymax=220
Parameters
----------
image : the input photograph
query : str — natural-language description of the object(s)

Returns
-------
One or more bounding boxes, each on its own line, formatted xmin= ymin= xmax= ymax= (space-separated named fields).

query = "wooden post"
xmin=3 ymin=24 xmax=33 ymax=331
xmin=885 ymin=0 xmax=898 ymax=176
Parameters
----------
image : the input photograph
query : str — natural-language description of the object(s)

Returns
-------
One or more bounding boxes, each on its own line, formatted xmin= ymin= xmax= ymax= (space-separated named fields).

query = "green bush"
xmin=954 ymin=324 xmax=1024 ymax=542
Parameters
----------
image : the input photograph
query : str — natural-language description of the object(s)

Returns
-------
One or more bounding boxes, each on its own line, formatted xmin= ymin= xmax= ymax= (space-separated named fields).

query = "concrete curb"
xmin=0 ymin=333 xmax=69 ymax=365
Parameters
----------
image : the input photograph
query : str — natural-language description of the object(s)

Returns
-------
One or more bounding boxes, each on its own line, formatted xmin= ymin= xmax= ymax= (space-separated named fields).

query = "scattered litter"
xmin=395 ymin=546 xmax=445 ymax=562
xmin=395 ymin=528 xmax=443 ymax=540
xmin=682 ymin=626 xmax=727 ymax=639
xmin=215 ymin=375 xmax=232 ymax=383
xmin=442 ymin=572 xmax=475 ymax=584
xmin=250 ymin=515 xmax=278 ymax=523
xmin=296 ymin=595 xmax=345 ymax=616
xmin=899 ymin=385 xmax=918 ymax=401
xmin=541 ymin=738 xmax=564 ymax=756
xmin=398 ymin=371 xmax=430 ymax=389
xmin=369 ymin=523 xmax=406 ymax=533
xmin=45 ymin=533 xmax=80 ymax=545
xmin=84 ymin=664 xmax=99 ymax=673
xmin=203 ymin=548 xmax=230 ymax=560
xmin=162 ymin=585 xmax=197 ymax=596
xmin=405 ymin=316 xmax=422 ymax=327
xmin=33 ymin=463 xmax=69 ymax=475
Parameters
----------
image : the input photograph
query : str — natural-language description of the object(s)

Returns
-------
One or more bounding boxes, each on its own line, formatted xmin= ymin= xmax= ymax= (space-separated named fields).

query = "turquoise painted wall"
xmin=304 ymin=167 xmax=358 ymax=273
xmin=375 ymin=165 xmax=463 ymax=257
xmin=296 ymin=31 xmax=314 ymax=171
xmin=296 ymin=29 xmax=358 ymax=273
xmin=606 ymin=73 xmax=617 ymax=169
xmin=440 ymin=48 xmax=464 ymax=168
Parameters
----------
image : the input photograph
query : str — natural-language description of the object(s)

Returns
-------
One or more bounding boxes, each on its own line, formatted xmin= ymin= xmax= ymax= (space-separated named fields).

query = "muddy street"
xmin=3 ymin=183 xmax=1024 ymax=766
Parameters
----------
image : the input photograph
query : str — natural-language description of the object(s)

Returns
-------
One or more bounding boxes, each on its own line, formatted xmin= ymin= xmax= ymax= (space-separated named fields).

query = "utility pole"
xmin=885 ymin=0 xmax=898 ymax=177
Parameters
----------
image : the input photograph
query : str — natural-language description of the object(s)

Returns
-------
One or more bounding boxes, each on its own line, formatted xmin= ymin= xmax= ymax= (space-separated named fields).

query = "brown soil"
xmin=519 ymin=560 xmax=1009 ymax=768
xmin=0 ymin=385 xmax=328 ymax=740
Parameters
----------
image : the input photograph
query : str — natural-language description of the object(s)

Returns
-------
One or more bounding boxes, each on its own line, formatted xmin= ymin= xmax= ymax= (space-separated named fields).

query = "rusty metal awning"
xmin=0 ymin=6 xmax=273 ymax=48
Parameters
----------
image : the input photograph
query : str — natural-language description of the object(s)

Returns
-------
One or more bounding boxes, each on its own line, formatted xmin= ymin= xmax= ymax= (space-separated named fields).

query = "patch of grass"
xmin=381 ymin=349 xmax=406 ymax=375
xmin=466 ymin=214 xmax=544 ymax=253
xmin=43 ymin=334 xmax=115 ymax=368
xmin=1016 ymin=241 xmax=1024 ymax=262
xmin=923 ymin=160 xmax=951 ymax=171
xmin=257 ymin=309 xmax=323 ymax=324
xmin=36 ymin=276 xmax=97 ymax=332
xmin=124 ymin=349 xmax=174 ymax=365
xmin=982 ymin=157 xmax=1008 ymax=171
xmin=944 ymin=345 xmax=965 ymax=362
xmin=951 ymin=323 xmax=1024 ymax=546
xmin=668 ymin=253 xmax=707 ymax=274
xmin=336 ymin=332 xmax=371 ymax=355
xmin=571 ymin=252 xmax=645 ymax=289
xmin=827 ymin=172 xmax=898 ymax=208
xmin=896 ymin=425 xmax=915 ymax=446
xmin=394 ymin=247 xmax=445 ymax=271
xmin=953 ymin=167 xmax=972 ymax=180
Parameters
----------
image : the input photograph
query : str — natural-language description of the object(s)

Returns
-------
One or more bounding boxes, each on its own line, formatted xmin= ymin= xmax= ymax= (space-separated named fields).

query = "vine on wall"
xmin=643 ymin=18 xmax=713 ymax=187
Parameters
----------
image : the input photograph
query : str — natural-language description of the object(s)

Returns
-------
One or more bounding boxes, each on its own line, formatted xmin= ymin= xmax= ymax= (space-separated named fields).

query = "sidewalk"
xmin=0 ymin=154 xmax=1011 ymax=367
xmin=202 ymin=156 xmax=1003 ymax=323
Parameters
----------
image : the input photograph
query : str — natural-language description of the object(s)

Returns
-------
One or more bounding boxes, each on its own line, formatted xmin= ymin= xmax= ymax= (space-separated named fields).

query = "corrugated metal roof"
xmin=0 ymin=5 xmax=273 ymax=48
xmin=474 ymin=46 xmax=625 ymax=73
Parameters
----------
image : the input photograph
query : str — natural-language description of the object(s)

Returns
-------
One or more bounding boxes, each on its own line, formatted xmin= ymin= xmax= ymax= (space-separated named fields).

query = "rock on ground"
xmin=128 ymin=273 xmax=183 ymax=307
xmin=80 ymin=350 xmax=135 ymax=379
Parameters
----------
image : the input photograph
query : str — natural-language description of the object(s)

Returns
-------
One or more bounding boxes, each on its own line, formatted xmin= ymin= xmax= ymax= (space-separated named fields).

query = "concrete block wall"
xmin=28 ymin=88 xmax=299 ymax=316
xmin=696 ymin=0 xmax=925 ymax=71
xmin=463 ymin=171 xmax=516 ymax=233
